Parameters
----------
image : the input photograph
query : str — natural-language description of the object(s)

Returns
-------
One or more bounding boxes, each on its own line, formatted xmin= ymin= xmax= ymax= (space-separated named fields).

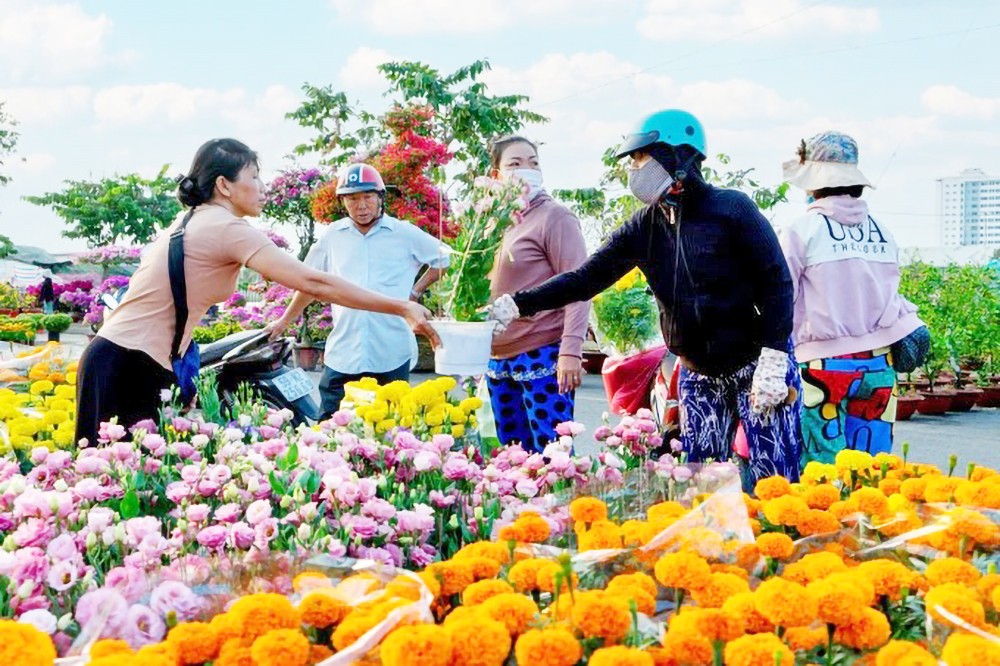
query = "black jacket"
xmin=513 ymin=183 xmax=793 ymax=376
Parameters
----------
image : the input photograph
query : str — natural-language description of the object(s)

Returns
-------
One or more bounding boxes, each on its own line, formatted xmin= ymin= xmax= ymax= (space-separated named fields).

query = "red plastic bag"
xmin=601 ymin=346 xmax=667 ymax=415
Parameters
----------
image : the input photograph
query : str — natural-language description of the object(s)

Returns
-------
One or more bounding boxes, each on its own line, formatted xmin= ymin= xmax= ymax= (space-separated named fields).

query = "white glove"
xmin=750 ymin=347 xmax=790 ymax=414
xmin=489 ymin=294 xmax=520 ymax=334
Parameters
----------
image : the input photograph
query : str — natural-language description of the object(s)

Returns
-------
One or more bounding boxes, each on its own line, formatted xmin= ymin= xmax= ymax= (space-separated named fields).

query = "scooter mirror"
xmin=101 ymin=294 xmax=120 ymax=311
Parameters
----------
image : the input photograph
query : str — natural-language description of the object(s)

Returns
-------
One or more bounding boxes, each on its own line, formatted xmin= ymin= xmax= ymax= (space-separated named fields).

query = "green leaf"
xmin=120 ymin=490 xmax=140 ymax=519
xmin=269 ymin=470 xmax=288 ymax=496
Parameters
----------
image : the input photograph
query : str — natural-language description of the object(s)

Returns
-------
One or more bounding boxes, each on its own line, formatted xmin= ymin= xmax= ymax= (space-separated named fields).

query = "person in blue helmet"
xmin=491 ymin=109 xmax=804 ymax=485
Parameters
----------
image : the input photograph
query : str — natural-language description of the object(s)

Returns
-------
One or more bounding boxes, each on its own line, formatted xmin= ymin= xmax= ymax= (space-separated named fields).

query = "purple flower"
xmin=150 ymin=581 xmax=203 ymax=622
xmin=75 ymin=588 xmax=128 ymax=637
xmin=122 ymin=604 xmax=166 ymax=649
xmin=46 ymin=561 xmax=79 ymax=592
xmin=230 ymin=522 xmax=255 ymax=550
xmin=196 ymin=525 xmax=228 ymax=551
xmin=104 ymin=566 xmax=149 ymax=603
xmin=362 ymin=498 xmax=396 ymax=522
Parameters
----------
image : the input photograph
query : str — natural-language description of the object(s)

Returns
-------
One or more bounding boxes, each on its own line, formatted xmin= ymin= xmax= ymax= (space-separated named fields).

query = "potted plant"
xmin=895 ymin=371 xmax=924 ymax=421
xmin=42 ymin=313 xmax=72 ymax=343
xmin=433 ymin=176 xmax=528 ymax=376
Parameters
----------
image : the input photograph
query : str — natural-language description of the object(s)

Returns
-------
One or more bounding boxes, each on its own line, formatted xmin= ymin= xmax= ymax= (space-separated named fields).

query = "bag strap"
xmin=168 ymin=209 xmax=196 ymax=362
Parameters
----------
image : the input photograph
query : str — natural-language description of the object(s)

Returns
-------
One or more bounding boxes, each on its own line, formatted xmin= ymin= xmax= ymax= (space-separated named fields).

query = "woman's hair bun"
xmin=176 ymin=173 xmax=206 ymax=207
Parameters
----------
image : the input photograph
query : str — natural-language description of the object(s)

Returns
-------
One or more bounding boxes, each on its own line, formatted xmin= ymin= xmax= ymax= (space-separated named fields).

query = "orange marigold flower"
xmin=661 ymin=628 xmax=714 ymax=666
xmin=536 ymin=561 xmax=578 ymax=595
xmin=925 ymin=582 xmax=986 ymax=629
xmin=310 ymin=644 xmax=334 ymax=663
xmin=925 ymin=557 xmax=982 ymax=586
xmin=464 ymin=555 xmax=502 ymax=581
xmin=463 ymin=579 xmax=515 ymax=606
xmin=798 ymin=509 xmax=843 ymax=537
xmin=670 ymin=607 xmax=745 ymax=642
xmin=846 ymin=487 xmax=891 ymax=516
xmin=743 ymin=493 xmax=762 ymax=517
xmin=428 ymin=560 xmax=476 ymax=597
xmin=446 ymin=616 xmax=512 ymax=666
xmin=900 ymin=477 xmax=929 ymax=502
xmin=454 ymin=542 xmax=510 ymax=565
xmin=834 ymin=606 xmax=891 ymax=650
xmin=379 ymin=624 xmax=452 ymax=666
xmin=90 ymin=640 xmax=133 ymax=658
xmin=249 ymin=629 xmax=309 ymax=666
xmin=761 ymin=495 xmax=809 ymax=527
xmin=215 ymin=641 xmax=254 ymax=666
xmin=722 ymin=592 xmax=774 ymax=634
xmin=807 ymin=575 xmax=869 ymax=626
xmin=878 ymin=478 xmax=902 ymax=496
xmin=856 ymin=559 xmax=920 ymax=600
xmin=498 ymin=524 xmax=522 ymax=541
xmin=648 ymin=501 xmax=687 ymax=522
xmin=781 ymin=551 xmax=848 ymax=586
xmin=735 ymin=543 xmax=762 ymax=572
xmin=515 ymin=513 xmax=552 ymax=543
xmin=0 ymin=621 xmax=58 ymax=666
xmin=875 ymin=640 xmax=938 ymax=666
xmin=227 ymin=593 xmax=300 ymax=642
xmin=481 ymin=593 xmax=539 ymax=637
xmin=946 ymin=507 xmax=1000 ymax=548
xmin=654 ymin=551 xmax=712 ymax=591
xmin=570 ymin=591 xmax=632 ymax=643
xmin=507 ymin=558 xmax=545 ymax=593
xmin=384 ymin=575 xmax=428 ymax=602
xmin=569 ymin=497 xmax=608 ymax=523
xmin=609 ymin=586 xmax=656 ymax=616
xmin=803 ymin=484 xmax=841 ymax=510
xmin=690 ymin=572 xmax=750 ymax=608
xmin=722 ymin=633 xmax=794 ymax=666
xmin=608 ymin=572 xmax=658 ymax=598
xmin=754 ymin=475 xmax=792 ymax=500
xmin=298 ymin=590 xmax=350 ymax=628
xmin=580 ymin=525 xmax=624 ymax=551
xmin=210 ymin=614 xmax=244 ymax=648
xmin=134 ymin=643 xmax=179 ymax=665
xmin=756 ymin=533 xmax=794 ymax=559
xmin=589 ymin=646 xmax=655 ymax=666
xmin=940 ymin=632 xmax=1000 ymax=665
xmin=712 ymin=563 xmax=750 ymax=580
xmin=90 ymin=656 xmax=168 ymax=666
xmin=924 ymin=476 xmax=969 ymax=504
xmin=332 ymin=612 xmax=382 ymax=652
xmin=166 ymin=621 xmax=220 ymax=665
xmin=514 ymin=627 xmax=582 ymax=666
xmin=752 ymin=578 xmax=817 ymax=628
xmin=784 ymin=626 xmax=828 ymax=651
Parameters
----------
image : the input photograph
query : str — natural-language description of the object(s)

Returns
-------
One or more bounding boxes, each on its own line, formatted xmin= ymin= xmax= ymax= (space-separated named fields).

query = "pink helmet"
xmin=335 ymin=163 xmax=386 ymax=195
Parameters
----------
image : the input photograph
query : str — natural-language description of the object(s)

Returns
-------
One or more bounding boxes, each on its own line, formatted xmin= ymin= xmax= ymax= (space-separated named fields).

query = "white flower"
xmin=19 ymin=609 xmax=57 ymax=635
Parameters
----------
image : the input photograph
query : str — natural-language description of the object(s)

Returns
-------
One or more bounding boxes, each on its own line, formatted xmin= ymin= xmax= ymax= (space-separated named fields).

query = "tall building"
xmin=938 ymin=169 xmax=1000 ymax=246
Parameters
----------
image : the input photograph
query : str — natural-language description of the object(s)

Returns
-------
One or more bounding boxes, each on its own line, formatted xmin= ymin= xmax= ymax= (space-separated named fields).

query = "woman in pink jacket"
xmin=780 ymin=131 xmax=924 ymax=464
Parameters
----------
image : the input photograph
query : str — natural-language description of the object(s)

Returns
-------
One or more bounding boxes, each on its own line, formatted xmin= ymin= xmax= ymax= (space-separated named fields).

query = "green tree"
xmin=24 ymin=166 xmax=181 ymax=247
xmin=287 ymin=59 xmax=547 ymax=190
xmin=0 ymin=101 xmax=18 ymax=188
xmin=0 ymin=234 xmax=14 ymax=259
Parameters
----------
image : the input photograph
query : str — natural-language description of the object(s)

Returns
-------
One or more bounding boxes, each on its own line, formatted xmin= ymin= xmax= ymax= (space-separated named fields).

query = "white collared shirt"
xmin=305 ymin=214 xmax=450 ymax=374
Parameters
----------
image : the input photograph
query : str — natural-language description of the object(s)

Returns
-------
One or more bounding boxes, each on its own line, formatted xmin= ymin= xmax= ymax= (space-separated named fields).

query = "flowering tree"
xmin=311 ymin=106 xmax=454 ymax=237
xmin=74 ymin=245 xmax=143 ymax=280
xmin=262 ymin=167 xmax=324 ymax=260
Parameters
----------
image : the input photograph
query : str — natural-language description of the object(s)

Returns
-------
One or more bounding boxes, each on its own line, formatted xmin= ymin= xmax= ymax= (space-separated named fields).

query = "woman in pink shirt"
xmin=76 ymin=138 xmax=439 ymax=445
xmin=486 ymin=136 xmax=590 ymax=452
xmin=780 ymin=131 xmax=924 ymax=464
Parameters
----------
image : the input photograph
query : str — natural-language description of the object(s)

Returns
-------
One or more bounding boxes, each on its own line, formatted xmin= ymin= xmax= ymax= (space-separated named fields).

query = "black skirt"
xmin=75 ymin=336 xmax=176 ymax=445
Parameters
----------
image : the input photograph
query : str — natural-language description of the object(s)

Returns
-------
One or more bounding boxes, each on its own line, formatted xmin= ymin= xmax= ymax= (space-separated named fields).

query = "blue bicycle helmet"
xmin=615 ymin=109 xmax=707 ymax=161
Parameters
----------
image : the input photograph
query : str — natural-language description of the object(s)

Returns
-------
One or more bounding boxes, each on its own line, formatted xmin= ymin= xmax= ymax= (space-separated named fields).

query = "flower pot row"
xmin=896 ymin=386 xmax=1000 ymax=421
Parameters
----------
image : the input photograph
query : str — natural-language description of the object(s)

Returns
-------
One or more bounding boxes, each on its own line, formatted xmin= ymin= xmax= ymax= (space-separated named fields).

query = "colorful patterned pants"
xmin=486 ymin=344 xmax=575 ymax=454
xmin=799 ymin=348 xmax=896 ymax=464
xmin=678 ymin=354 xmax=803 ymax=485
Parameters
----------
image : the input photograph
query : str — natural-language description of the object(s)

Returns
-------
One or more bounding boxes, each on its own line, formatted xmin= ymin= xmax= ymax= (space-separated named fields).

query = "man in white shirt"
xmin=271 ymin=163 xmax=450 ymax=419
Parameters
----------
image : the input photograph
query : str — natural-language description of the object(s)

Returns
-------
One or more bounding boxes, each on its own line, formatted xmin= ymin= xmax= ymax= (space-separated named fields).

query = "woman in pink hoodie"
xmin=780 ymin=131 xmax=924 ymax=464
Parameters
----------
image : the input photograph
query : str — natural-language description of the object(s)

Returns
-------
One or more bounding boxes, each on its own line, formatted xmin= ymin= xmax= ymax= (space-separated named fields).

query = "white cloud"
xmin=338 ymin=47 xmax=395 ymax=89
xmin=638 ymin=0 xmax=879 ymax=41
xmin=484 ymin=52 xmax=648 ymax=103
xmin=674 ymin=79 xmax=808 ymax=121
xmin=0 ymin=86 xmax=92 ymax=124
xmin=92 ymin=84 xmax=246 ymax=125
xmin=921 ymin=85 xmax=1000 ymax=120
xmin=0 ymin=1 xmax=122 ymax=80
xmin=330 ymin=0 xmax=617 ymax=34
xmin=7 ymin=152 xmax=55 ymax=173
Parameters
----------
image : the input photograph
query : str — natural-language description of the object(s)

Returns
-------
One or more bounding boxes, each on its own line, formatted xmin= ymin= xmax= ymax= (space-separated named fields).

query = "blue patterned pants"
xmin=678 ymin=354 xmax=803 ymax=485
xmin=486 ymin=344 xmax=575 ymax=454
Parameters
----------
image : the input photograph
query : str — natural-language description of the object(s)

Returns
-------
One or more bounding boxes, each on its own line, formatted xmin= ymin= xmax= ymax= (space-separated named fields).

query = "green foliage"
xmin=899 ymin=261 xmax=1000 ymax=387
xmin=592 ymin=269 xmax=658 ymax=355
xmin=192 ymin=320 xmax=247 ymax=344
xmin=41 ymin=313 xmax=72 ymax=333
xmin=701 ymin=153 xmax=790 ymax=211
xmin=0 ymin=316 xmax=34 ymax=343
xmin=0 ymin=283 xmax=28 ymax=309
xmin=0 ymin=101 xmax=18 ymax=188
xmin=0 ymin=234 xmax=14 ymax=259
xmin=24 ymin=165 xmax=181 ymax=247
xmin=287 ymin=59 xmax=546 ymax=193
xmin=436 ymin=178 xmax=525 ymax=321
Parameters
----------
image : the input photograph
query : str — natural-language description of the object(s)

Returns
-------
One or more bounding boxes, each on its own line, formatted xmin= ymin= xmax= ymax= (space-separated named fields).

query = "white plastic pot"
xmin=430 ymin=320 xmax=496 ymax=376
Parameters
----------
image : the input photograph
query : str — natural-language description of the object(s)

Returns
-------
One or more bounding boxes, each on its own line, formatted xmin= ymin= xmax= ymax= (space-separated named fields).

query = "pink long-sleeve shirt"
xmin=489 ymin=193 xmax=591 ymax=359
xmin=779 ymin=196 xmax=922 ymax=363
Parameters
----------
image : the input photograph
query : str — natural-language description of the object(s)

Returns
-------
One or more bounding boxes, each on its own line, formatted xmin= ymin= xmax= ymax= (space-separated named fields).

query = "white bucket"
xmin=430 ymin=320 xmax=497 ymax=376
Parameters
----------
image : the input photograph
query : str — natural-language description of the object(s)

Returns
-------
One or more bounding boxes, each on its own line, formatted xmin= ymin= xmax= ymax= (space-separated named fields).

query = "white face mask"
xmin=505 ymin=168 xmax=544 ymax=200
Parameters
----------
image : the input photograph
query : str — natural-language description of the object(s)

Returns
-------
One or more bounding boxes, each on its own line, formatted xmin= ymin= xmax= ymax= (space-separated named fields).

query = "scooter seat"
xmin=199 ymin=329 xmax=266 ymax=365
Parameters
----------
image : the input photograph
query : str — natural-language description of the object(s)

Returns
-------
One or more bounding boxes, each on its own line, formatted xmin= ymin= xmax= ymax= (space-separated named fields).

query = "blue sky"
xmin=1 ymin=0 xmax=999 ymax=253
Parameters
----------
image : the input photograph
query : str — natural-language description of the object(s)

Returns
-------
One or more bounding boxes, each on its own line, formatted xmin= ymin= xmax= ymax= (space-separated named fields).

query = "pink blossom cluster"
xmin=74 ymin=246 xmax=143 ymax=267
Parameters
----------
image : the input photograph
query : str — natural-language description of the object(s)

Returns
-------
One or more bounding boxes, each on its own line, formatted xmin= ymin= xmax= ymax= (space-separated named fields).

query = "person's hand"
xmin=557 ymin=355 xmax=584 ymax=394
xmin=402 ymin=301 xmax=441 ymax=349
xmin=489 ymin=294 xmax=519 ymax=333
xmin=265 ymin=317 xmax=291 ymax=341
xmin=750 ymin=347 xmax=791 ymax=415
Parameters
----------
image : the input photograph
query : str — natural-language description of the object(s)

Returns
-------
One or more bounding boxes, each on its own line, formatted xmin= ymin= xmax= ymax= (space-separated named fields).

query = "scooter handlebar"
xmin=221 ymin=330 xmax=271 ymax=362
